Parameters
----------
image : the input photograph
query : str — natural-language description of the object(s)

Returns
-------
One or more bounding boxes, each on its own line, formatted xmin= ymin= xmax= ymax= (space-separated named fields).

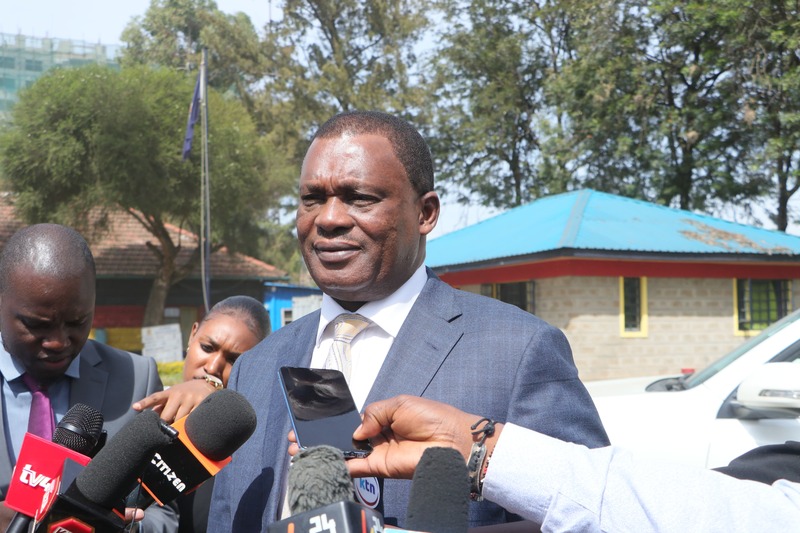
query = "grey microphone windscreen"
xmin=74 ymin=409 xmax=175 ymax=508
xmin=53 ymin=403 xmax=104 ymax=455
xmin=288 ymin=445 xmax=355 ymax=515
xmin=406 ymin=447 xmax=470 ymax=533
xmin=183 ymin=388 xmax=257 ymax=461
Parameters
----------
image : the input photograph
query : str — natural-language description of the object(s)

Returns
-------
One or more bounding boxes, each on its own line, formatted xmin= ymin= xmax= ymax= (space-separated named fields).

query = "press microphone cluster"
xmin=33 ymin=408 xmax=176 ymax=533
xmin=4 ymin=403 xmax=105 ymax=533
xmin=269 ymin=444 xmax=470 ymax=533
xmin=32 ymin=389 xmax=257 ymax=533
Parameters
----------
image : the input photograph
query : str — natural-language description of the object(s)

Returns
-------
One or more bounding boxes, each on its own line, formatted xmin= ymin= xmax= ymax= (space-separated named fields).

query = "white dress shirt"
xmin=309 ymin=264 xmax=428 ymax=410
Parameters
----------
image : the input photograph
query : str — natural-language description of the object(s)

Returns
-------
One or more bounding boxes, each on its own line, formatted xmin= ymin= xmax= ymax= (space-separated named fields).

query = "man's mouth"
xmin=314 ymin=242 xmax=360 ymax=262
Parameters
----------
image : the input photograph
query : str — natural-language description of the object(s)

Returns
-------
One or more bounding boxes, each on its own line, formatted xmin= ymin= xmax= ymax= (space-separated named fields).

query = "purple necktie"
xmin=22 ymin=374 xmax=54 ymax=441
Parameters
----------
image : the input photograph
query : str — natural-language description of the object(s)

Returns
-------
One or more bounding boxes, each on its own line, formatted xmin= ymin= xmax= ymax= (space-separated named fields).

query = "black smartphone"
xmin=278 ymin=366 xmax=373 ymax=458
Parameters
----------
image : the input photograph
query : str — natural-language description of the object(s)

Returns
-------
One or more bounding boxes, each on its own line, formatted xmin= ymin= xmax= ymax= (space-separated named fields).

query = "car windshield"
xmin=681 ymin=308 xmax=800 ymax=390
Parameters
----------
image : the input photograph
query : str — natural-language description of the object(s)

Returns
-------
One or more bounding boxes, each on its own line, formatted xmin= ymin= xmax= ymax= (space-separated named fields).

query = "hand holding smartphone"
xmin=279 ymin=366 xmax=373 ymax=458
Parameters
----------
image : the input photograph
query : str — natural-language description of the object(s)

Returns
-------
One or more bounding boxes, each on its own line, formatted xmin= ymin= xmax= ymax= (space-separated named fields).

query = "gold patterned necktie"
xmin=324 ymin=314 xmax=371 ymax=384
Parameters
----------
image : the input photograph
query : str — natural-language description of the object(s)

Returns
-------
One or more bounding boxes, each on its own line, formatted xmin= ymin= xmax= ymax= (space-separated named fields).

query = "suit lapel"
xmin=70 ymin=340 xmax=109 ymax=410
xmin=365 ymin=273 xmax=463 ymax=405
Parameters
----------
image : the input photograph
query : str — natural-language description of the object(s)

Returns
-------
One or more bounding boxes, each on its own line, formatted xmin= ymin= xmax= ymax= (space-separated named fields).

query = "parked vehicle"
xmin=586 ymin=309 xmax=800 ymax=469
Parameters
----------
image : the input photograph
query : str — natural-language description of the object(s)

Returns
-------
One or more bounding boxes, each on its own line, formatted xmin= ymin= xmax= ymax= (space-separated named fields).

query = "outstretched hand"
xmin=344 ymin=395 xmax=501 ymax=480
xmin=132 ymin=379 xmax=217 ymax=423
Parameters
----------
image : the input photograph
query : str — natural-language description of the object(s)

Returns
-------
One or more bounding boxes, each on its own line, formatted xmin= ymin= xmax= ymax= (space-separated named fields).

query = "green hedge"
xmin=157 ymin=361 xmax=185 ymax=387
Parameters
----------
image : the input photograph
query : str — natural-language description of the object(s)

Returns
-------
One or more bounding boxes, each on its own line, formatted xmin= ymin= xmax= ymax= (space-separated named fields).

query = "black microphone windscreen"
xmin=184 ymin=389 xmax=257 ymax=461
xmin=288 ymin=445 xmax=354 ymax=516
xmin=53 ymin=403 xmax=104 ymax=456
xmin=406 ymin=447 xmax=470 ymax=533
xmin=74 ymin=409 xmax=175 ymax=508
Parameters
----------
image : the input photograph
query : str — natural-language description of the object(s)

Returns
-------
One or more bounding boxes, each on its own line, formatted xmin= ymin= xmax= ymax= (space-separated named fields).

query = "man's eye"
xmin=300 ymin=194 xmax=325 ymax=206
xmin=348 ymin=194 xmax=378 ymax=206
xmin=201 ymin=343 xmax=214 ymax=353
xmin=21 ymin=319 xmax=45 ymax=330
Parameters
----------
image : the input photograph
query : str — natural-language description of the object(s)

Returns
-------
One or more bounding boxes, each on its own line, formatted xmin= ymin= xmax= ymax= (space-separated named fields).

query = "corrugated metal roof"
xmin=426 ymin=189 xmax=800 ymax=268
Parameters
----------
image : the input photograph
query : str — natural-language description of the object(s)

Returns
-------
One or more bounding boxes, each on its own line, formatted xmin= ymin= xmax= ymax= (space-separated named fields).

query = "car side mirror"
xmin=736 ymin=362 xmax=800 ymax=417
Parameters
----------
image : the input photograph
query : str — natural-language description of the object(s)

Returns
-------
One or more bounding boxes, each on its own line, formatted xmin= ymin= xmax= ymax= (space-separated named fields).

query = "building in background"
xmin=0 ymin=32 xmax=118 ymax=119
xmin=427 ymin=189 xmax=800 ymax=381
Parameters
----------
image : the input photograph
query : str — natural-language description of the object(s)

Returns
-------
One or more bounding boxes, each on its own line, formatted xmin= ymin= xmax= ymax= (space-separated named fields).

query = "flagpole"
xmin=200 ymin=47 xmax=211 ymax=313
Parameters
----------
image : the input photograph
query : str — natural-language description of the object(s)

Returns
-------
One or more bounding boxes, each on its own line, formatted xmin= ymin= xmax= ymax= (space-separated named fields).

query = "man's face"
xmin=296 ymin=133 xmax=439 ymax=308
xmin=0 ymin=268 xmax=95 ymax=383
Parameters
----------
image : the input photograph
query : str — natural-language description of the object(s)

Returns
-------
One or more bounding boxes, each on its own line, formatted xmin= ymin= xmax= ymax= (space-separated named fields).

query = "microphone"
xmin=405 ymin=447 xmax=470 ymax=533
xmin=268 ymin=445 xmax=384 ymax=533
xmin=33 ymin=409 xmax=177 ymax=532
xmin=127 ymin=389 xmax=257 ymax=509
xmin=4 ymin=403 xmax=104 ymax=533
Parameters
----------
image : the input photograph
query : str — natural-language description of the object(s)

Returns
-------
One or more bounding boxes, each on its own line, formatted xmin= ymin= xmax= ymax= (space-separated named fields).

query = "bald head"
xmin=0 ymin=224 xmax=97 ymax=383
xmin=0 ymin=224 xmax=96 ymax=294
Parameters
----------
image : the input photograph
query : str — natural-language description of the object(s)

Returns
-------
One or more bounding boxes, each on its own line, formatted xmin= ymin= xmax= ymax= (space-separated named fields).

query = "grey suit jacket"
xmin=209 ymin=270 xmax=609 ymax=531
xmin=0 ymin=339 xmax=179 ymax=532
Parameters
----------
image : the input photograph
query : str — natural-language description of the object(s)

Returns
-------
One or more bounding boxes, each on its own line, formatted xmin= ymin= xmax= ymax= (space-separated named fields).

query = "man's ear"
xmin=418 ymin=191 xmax=440 ymax=236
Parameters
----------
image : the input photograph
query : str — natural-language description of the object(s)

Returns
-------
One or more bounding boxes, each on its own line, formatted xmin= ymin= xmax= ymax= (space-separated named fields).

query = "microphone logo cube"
xmin=49 ymin=517 xmax=94 ymax=533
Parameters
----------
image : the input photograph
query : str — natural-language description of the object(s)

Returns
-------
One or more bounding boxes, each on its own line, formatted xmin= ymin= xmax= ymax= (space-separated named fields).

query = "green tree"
xmin=551 ymin=0 xmax=760 ymax=211
xmin=254 ymin=0 xmax=432 ymax=170
xmin=730 ymin=1 xmax=800 ymax=231
xmin=428 ymin=0 xmax=587 ymax=208
xmin=120 ymin=0 xmax=265 ymax=113
xmin=0 ymin=64 xmax=289 ymax=325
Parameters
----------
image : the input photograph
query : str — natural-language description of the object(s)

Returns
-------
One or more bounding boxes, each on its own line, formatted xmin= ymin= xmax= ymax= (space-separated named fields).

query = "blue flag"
xmin=182 ymin=74 xmax=201 ymax=160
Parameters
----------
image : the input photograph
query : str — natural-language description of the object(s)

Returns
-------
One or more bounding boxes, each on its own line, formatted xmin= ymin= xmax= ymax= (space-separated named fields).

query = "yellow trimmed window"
xmin=735 ymin=279 xmax=790 ymax=332
xmin=620 ymin=276 xmax=648 ymax=337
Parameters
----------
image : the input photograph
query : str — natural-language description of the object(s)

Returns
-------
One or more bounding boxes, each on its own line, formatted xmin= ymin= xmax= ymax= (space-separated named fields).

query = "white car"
xmin=586 ymin=309 xmax=800 ymax=469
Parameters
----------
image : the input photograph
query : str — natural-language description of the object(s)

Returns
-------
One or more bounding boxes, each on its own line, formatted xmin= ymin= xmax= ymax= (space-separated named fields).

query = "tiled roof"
xmin=426 ymin=189 xmax=800 ymax=269
xmin=0 ymin=192 xmax=287 ymax=280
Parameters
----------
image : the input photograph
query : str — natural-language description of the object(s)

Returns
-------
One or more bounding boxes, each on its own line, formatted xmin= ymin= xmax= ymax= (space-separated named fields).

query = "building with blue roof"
xmin=426 ymin=189 xmax=800 ymax=380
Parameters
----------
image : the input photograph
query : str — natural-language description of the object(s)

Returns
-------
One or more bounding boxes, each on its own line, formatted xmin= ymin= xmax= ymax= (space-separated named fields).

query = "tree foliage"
xmin=254 ymin=0 xmax=432 ymax=170
xmin=0 ymin=64 xmax=290 ymax=325
xmin=429 ymin=0 xmax=578 ymax=208
xmin=120 ymin=0 xmax=265 ymax=113
xmin=428 ymin=0 xmax=800 ymax=228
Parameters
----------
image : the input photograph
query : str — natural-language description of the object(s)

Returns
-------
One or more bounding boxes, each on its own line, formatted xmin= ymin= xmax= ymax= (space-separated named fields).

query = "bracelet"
xmin=467 ymin=417 xmax=496 ymax=501
xmin=203 ymin=373 xmax=223 ymax=390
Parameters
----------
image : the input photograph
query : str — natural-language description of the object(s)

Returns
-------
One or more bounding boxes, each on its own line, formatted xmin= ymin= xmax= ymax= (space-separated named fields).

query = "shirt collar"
xmin=316 ymin=265 xmax=428 ymax=346
xmin=0 ymin=333 xmax=82 ymax=382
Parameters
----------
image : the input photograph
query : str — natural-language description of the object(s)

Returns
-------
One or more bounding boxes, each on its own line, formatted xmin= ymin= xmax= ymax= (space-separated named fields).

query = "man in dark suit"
xmin=0 ymin=223 xmax=177 ymax=531
xmin=208 ymin=111 xmax=609 ymax=531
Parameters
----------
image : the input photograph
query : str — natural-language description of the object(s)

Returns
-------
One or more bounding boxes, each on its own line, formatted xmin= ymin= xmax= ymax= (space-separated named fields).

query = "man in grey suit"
xmin=0 ymin=223 xmax=177 ymax=531
xmin=208 ymin=111 xmax=609 ymax=531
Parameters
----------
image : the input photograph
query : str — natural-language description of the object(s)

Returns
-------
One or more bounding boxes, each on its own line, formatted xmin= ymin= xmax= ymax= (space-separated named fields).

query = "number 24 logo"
xmin=309 ymin=514 xmax=336 ymax=533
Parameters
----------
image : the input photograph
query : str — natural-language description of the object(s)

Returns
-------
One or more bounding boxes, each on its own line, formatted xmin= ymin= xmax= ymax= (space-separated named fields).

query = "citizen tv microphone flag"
xmin=128 ymin=388 xmax=257 ymax=509
xmin=269 ymin=445 xmax=384 ymax=533
xmin=4 ymin=403 xmax=104 ymax=532
xmin=33 ymin=409 xmax=177 ymax=533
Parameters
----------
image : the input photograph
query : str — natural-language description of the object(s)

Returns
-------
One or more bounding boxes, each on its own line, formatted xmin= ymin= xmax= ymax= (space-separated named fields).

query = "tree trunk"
xmin=142 ymin=272 xmax=172 ymax=327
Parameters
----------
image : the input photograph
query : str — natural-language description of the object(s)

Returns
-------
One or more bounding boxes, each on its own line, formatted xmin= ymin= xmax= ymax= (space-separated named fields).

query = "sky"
xmin=2 ymin=0 xmax=502 ymax=239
